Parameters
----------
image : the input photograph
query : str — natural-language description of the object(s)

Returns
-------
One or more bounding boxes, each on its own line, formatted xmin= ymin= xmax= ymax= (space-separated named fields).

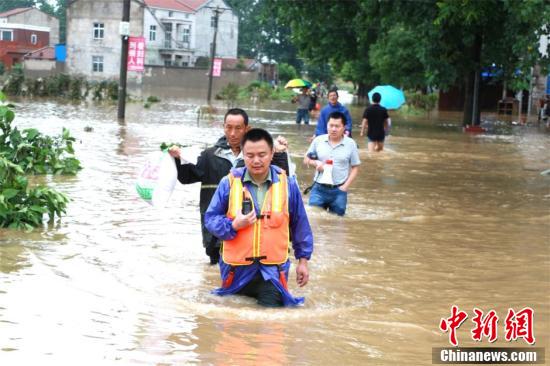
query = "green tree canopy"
xmin=271 ymin=0 xmax=550 ymax=123
xmin=227 ymin=0 xmax=302 ymax=71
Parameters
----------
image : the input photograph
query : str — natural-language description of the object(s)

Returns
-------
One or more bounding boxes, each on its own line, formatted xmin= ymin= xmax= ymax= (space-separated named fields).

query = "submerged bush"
xmin=405 ymin=91 xmax=438 ymax=111
xmin=0 ymin=156 xmax=69 ymax=229
xmin=0 ymin=92 xmax=80 ymax=229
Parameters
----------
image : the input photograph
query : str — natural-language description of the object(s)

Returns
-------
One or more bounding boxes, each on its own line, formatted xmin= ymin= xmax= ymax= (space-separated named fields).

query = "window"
xmin=30 ymin=34 xmax=37 ymax=44
xmin=168 ymin=11 xmax=174 ymax=17
xmin=149 ymin=25 xmax=156 ymax=41
xmin=211 ymin=16 xmax=217 ymax=28
xmin=92 ymin=55 xmax=104 ymax=72
xmin=93 ymin=22 xmax=104 ymax=39
xmin=0 ymin=29 xmax=13 ymax=41
xmin=163 ymin=23 xmax=172 ymax=48
xmin=182 ymin=26 xmax=190 ymax=44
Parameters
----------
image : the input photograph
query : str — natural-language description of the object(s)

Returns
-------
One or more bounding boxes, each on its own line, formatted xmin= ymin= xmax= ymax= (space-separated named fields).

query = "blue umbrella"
xmin=368 ymin=85 xmax=406 ymax=109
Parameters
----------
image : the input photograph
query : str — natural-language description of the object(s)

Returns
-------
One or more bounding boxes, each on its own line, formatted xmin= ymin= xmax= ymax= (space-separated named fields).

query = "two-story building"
xmin=66 ymin=0 xmax=238 ymax=79
xmin=0 ymin=7 xmax=59 ymax=69
xmin=66 ymin=0 xmax=144 ymax=79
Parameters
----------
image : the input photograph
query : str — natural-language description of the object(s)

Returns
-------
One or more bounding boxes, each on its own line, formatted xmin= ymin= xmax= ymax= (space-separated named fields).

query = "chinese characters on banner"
xmin=128 ymin=36 xmax=145 ymax=72
xmin=439 ymin=306 xmax=535 ymax=346
xmin=212 ymin=58 xmax=222 ymax=77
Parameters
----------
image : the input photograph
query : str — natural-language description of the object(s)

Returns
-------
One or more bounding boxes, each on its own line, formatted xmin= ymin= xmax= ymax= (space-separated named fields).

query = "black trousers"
xmin=238 ymin=272 xmax=283 ymax=307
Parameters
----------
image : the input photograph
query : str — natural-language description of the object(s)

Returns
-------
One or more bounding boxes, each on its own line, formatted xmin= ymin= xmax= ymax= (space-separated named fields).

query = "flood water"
xmin=1 ymin=97 xmax=549 ymax=365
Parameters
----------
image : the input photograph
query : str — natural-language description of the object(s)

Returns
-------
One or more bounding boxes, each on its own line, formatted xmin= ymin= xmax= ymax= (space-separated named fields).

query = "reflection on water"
xmin=0 ymin=98 xmax=548 ymax=365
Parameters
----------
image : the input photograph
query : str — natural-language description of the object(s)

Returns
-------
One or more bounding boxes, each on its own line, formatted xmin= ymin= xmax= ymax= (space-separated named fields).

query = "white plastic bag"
xmin=136 ymin=151 xmax=177 ymax=207
xmin=316 ymin=160 xmax=334 ymax=185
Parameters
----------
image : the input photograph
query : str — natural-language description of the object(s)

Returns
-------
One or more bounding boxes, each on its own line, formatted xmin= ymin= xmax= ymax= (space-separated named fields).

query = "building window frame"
xmin=182 ymin=26 xmax=190 ymax=44
xmin=30 ymin=33 xmax=37 ymax=44
xmin=92 ymin=55 xmax=104 ymax=72
xmin=149 ymin=25 xmax=156 ymax=41
xmin=0 ymin=29 xmax=13 ymax=41
xmin=211 ymin=15 xmax=216 ymax=28
xmin=93 ymin=22 xmax=104 ymax=40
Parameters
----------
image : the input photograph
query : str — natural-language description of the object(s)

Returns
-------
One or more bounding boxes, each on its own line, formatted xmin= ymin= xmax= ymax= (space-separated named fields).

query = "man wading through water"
xmin=205 ymin=128 xmax=313 ymax=307
xmin=168 ymin=108 xmax=290 ymax=264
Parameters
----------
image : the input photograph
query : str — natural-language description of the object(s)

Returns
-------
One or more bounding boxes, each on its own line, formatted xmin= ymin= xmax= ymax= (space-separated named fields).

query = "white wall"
xmin=194 ymin=0 xmax=238 ymax=59
xmin=66 ymin=0 xmax=143 ymax=80
xmin=143 ymin=7 xmax=196 ymax=66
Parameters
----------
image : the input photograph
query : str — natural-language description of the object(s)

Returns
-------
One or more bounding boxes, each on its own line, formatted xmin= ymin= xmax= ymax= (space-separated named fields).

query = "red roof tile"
xmin=0 ymin=7 xmax=33 ymax=18
xmin=179 ymin=0 xmax=210 ymax=11
xmin=144 ymin=0 xmax=194 ymax=13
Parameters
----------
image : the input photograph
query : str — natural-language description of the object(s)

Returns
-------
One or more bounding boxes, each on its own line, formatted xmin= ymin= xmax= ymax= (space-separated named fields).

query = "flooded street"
xmin=1 ymin=98 xmax=549 ymax=365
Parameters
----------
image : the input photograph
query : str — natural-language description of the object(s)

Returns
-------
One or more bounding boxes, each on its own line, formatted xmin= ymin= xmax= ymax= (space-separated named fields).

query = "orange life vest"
xmin=223 ymin=170 xmax=290 ymax=266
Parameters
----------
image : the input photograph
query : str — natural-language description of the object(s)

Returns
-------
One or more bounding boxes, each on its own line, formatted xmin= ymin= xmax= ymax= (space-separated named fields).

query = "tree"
xmin=271 ymin=0 xmax=550 ymax=124
xmin=277 ymin=63 xmax=298 ymax=83
xmin=226 ymin=0 xmax=302 ymax=71
xmin=0 ymin=0 xmax=35 ymax=12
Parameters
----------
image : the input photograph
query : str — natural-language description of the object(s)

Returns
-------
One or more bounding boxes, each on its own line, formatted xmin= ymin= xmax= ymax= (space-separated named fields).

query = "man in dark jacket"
xmin=168 ymin=108 xmax=289 ymax=264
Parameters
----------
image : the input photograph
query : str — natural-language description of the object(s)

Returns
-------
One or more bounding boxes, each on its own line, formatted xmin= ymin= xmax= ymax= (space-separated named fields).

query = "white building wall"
xmin=66 ymin=0 xmax=143 ymax=80
xmin=143 ymin=7 xmax=196 ymax=66
xmin=194 ymin=0 xmax=238 ymax=59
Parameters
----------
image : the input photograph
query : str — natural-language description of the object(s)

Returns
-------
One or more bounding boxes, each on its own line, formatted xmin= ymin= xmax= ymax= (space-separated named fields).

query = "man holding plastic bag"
xmin=167 ymin=108 xmax=291 ymax=265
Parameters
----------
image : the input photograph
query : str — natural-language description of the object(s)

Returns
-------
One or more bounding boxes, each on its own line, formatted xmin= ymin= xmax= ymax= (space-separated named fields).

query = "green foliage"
xmin=146 ymin=95 xmax=161 ymax=103
xmin=277 ymin=63 xmax=298 ymax=83
xmin=4 ymin=72 xmax=88 ymax=100
xmin=0 ymin=92 xmax=77 ymax=229
xmin=90 ymin=80 xmax=119 ymax=101
xmin=369 ymin=24 xmax=428 ymax=90
xmin=0 ymin=114 xmax=81 ymax=176
xmin=0 ymin=156 xmax=69 ymax=230
xmin=270 ymin=0 xmax=549 ymax=123
xmin=0 ymin=62 xmax=4 ymax=76
xmin=159 ymin=142 xmax=188 ymax=151
xmin=405 ymin=91 xmax=438 ymax=111
xmin=195 ymin=57 xmax=210 ymax=68
xmin=217 ymin=81 xmax=294 ymax=104
xmin=226 ymin=0 xmax=302 ymax=71
xmin=0 ymin=0 xmax=34 ymax=12
xmin=217 ymin=82 xmax=241 ymax=107
xmin=235 ymin=57 xmax=247 ymax=70
xmin=3 ymin=64 xmax=25 ymax=96
xmin=305 ymin=62 xmax=333 ymax=86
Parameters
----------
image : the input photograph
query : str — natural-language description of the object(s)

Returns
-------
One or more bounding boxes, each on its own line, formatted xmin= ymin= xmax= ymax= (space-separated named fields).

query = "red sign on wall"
xmin=212 ymin=58 xmax=222 ymax=77
xmin=128 ymin=36 xmax=145 ymax=72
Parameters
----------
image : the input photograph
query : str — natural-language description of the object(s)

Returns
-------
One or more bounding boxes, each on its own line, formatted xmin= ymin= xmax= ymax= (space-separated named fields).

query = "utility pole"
xmin=117 ymin=0 xmax=131 ymax=119
xmin=206 ymin=7 xmax=221 ymax=104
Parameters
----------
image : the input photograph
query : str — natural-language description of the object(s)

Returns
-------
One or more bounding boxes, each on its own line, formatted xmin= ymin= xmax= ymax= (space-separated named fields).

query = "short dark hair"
xmin=328 ymin=88 xmax=339 ymax=97
xmin=241 ymin=128 xmax=273 ymax=150
xmin=224 ymin=108 xmax=249 ymax=126
xmin=371 ymin=92 xmax=381 ymax=103
xmin=328 ymin=111 xmax=346 ymax=125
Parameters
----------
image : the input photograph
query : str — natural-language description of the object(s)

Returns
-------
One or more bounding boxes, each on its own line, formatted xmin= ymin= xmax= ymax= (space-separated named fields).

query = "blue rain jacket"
xmin=314 ymin=102 xmax=353 ymax=136
xmin=205 ymin=165 xmax=314 ymax=306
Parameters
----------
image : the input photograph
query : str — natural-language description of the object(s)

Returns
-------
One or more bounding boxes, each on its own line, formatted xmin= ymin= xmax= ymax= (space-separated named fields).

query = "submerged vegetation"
xmin=0 ymin=92 xmax=81 ymax=229
xmin=217 ymin=81 xmax=295 ymax=107
xmin=2 ymin=65 xmax=118 ymax=101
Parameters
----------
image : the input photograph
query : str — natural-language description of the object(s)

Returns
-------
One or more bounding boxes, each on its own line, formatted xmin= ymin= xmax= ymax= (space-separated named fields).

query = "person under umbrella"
xmin=360 ymin=92 xmax=389 ymax=152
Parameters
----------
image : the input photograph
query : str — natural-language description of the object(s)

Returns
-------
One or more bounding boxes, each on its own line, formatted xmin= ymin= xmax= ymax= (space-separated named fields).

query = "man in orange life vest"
xmin=205 ymin=128 xmax=313 ymax=307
